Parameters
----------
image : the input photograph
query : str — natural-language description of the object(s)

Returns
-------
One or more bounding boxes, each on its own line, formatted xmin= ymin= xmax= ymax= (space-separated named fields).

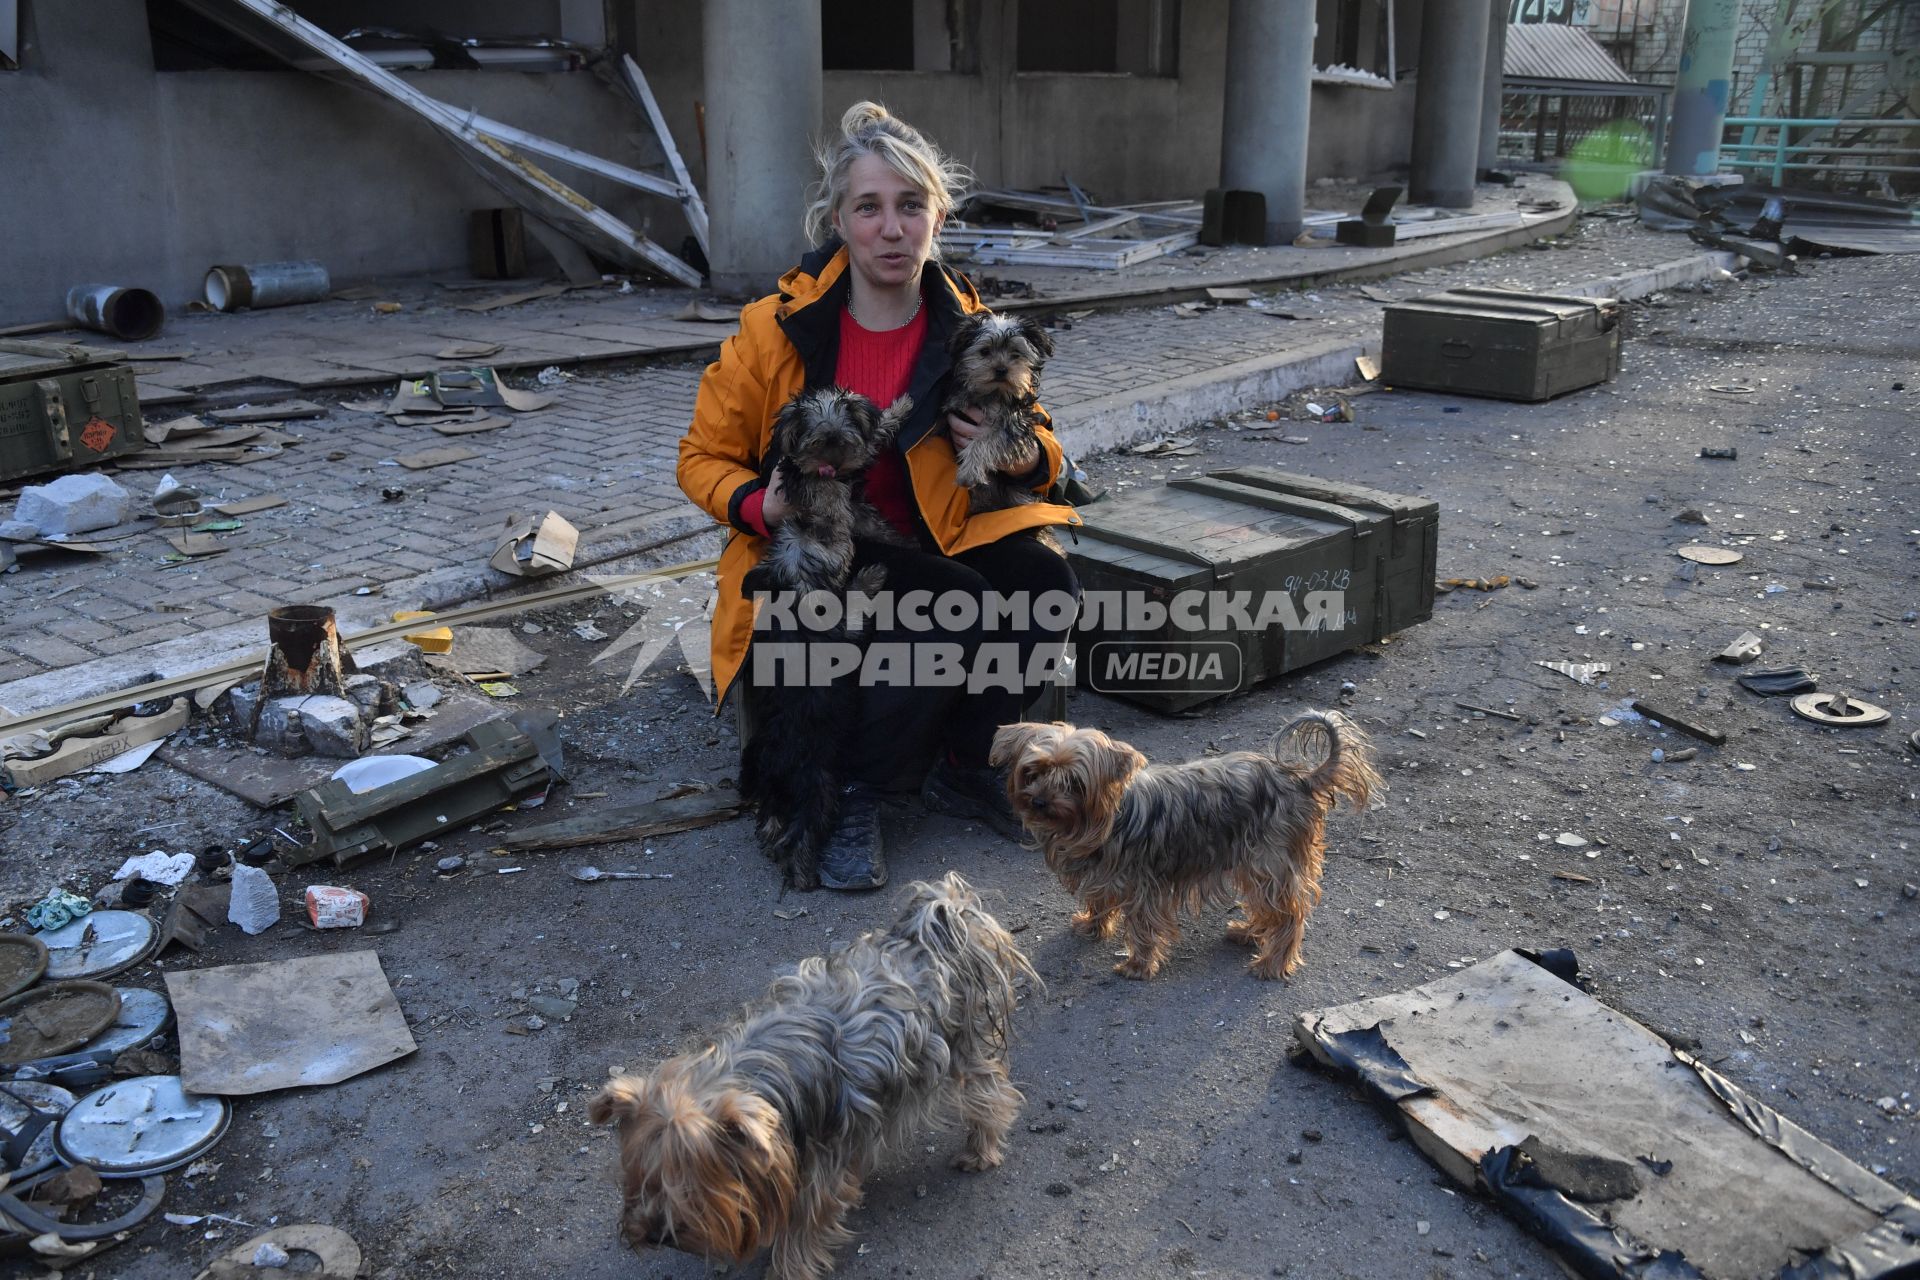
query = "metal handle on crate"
xmin=35 ymin=379 xmax=72 ymax=459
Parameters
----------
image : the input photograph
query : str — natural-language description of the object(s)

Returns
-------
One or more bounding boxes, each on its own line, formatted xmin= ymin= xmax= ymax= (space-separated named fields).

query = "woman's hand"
xmin=760 ymin=470 xmax=790 ymax=527
xmin=949 ymin=408 xmax=1040 ymax=476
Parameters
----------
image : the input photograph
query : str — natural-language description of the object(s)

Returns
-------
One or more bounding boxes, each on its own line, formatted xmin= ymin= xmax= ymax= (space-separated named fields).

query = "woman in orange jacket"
xmin=677 ymin=102 xmax=1082 ymax=891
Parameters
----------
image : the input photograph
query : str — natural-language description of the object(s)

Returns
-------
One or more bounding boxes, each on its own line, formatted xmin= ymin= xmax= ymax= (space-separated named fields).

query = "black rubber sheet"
xmin=1295 ymin=949 xmax=1920 ymax=1279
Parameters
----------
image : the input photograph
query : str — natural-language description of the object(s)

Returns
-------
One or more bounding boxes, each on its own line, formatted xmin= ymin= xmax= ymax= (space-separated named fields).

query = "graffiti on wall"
xmin=1509 ymin=0 xmax=1593 ymax=22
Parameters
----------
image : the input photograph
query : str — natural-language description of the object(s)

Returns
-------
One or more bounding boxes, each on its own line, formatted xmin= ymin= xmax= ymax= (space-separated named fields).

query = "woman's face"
xmin=833 ymin=152 xmax=938 ymax=293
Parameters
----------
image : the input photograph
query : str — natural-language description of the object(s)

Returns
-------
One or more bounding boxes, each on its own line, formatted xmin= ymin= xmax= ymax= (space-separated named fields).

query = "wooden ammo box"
xmin=1066 ymin=467 xmax=1438 ymax=713
xmin=0 ymin=340 xmax=145 ymax=482
xmin=1380 ymin=287 xmax=1621 ymax=402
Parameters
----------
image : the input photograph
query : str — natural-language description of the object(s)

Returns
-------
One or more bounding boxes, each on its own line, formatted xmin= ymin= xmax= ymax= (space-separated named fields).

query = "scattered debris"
xmin=1789 ymin=692 xmax=1889 ymax=728
xmin=1536 ymin=660 xmax=1609 ymax=686
xmin=1713 ymin=632 xmax=1763 ymax=664
xmin=1698 ymin=446 xmax=1737 ymax=460
xmin=110 ymin=851 xmax=197 ymax=885
xmin=569 ymin=866 xmax=674 ymax=882
xmin=1629 ymin=699 xmax=1725 ymax=746
xmin=1295 ymin=950 xmax=1919 ymax=1280
xmin=1440 ymin=576 xmax=1510 ymax=592
xmin=3 ymin=701 xmax=189 ymax=791
xmin=11 ymin=473 xmax=132 ymax=538
xmin=1672 ymin=508 xmax=1709 ymax=525
xmin=208 ymin=399 xmax=325 ymax=423
xmin=163 ymin=951 xmax=416 ymax=1095
xmin=1455 ymin=702 xmax=1521 ymax=721
xmin=1652 ymin=747 xmax=1698 ymax=763
xmin=305 ymin=886 xmax=370 ymax=929
xmin=1676 ymin=545 xmax=1742 ymax=565
xmin=394 ymin=446 xmax=478 ymax=471
xmin=1737 ymin=666 xmax=1817 ymax=697
xmin=227 ymin=862 xmax=281 ymax=936
xmin=501 ymin=787 xmax=743 ymax=852
xmin=490 ymin=510 xmax=579 ymax=577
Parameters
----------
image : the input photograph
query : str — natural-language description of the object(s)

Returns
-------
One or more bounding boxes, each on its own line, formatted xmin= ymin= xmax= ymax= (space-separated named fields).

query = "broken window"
xmin=823 ymin=0 xmax=915 ymax=70
xmin=1312 ymin=0 xmax=1396 ymax=86
xmin=1017 ymin=0 xmax=1180 ymax=76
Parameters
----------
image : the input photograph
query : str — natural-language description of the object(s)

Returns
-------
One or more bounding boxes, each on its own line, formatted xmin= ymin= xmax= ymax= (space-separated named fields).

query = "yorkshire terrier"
xmin=589 ymin=873 xmax=1039 ymax=1280
xmin=739 ymin=387 xmax=910 ymax=889
xmin=991 ymin=711 xmax=1379 ymax=981
xmin=943 ymin=311 xmax=1054 ymax=513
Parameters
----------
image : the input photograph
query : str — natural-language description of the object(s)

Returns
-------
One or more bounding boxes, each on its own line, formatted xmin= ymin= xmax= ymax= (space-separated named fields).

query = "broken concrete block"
xmin=255 ymin=697 xmax=312 ymax=755
xmin=403 ymin=681 xmax=442 ymax=711
xmin=14 ymin=474 xmax=132 ymax=537
xmin=296 ymin=696 xmax=369 ymax=758
xmin=0 ymin=519 xmax=40 ymax=541
xmin=224 ymin=682 xmax=263 ymax=731
xmin=342 ymin=674 xmax=387 ymax=716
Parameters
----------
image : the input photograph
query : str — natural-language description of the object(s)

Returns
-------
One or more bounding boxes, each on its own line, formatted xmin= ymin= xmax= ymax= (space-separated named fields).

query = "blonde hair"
xmin=803 ymin=101 xmax=970 ymax=252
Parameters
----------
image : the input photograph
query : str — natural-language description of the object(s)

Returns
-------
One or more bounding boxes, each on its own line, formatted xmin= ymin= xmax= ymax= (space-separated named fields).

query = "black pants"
xmin=745 ymin=530 xmax=1080 ymax=790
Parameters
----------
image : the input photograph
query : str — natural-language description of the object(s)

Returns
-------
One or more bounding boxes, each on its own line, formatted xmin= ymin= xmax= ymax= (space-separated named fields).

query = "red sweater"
xmin=742 ymin=300 xmax=926 ymax=539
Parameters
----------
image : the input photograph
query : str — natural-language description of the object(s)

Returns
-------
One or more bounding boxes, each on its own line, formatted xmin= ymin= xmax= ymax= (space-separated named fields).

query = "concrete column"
xmin=1218 ymin=0 xmax=1315 ymax=244
xmin=1409 ymin=0 xmax=1491 ymax=208
xmin=703 ymin=0 xmax=822 ymax=294
xmin=1664 ymin=0 xmax=1739 ymax=176
xmin=1478 ymin=1 xmax=1509 ymax=173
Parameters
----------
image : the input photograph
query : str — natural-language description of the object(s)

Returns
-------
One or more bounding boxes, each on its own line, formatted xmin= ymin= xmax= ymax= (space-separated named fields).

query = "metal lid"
xmin=0 ymin=933 xmax=49 ymax=1000
xmin=34 ymin=910 xmax=159 ymax=981
xmin=54 ymin=1075 xmax=231 ymax=1177
xmin=80 ymin=987 xmax=173 ymax=1057
xmin=0 ymin=980 xmax=122 ymax=1065
xmin=0 ymin=1080 xmax=78 ymax=1173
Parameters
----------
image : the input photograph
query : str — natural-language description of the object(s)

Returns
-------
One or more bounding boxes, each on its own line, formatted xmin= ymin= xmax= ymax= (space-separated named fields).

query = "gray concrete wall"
xmin=0 ymin=0 xmax=674 ymax=323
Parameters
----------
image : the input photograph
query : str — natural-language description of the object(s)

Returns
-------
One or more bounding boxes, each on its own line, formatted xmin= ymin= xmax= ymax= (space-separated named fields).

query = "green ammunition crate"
xmin=1381 ymin=287 xmax=1621 ymax=402
xmin=0 ymin=340 xmax=146 ymax=483
xmin=1066 ymin=467 xmax=1438 ymax=713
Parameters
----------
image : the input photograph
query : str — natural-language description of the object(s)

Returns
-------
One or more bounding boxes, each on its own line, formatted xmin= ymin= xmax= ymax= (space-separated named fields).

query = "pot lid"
xmin=0 ymin=933 xmax=49 ymax=1000
xmin=55 ymin=1074 xmax=230 ymax=1177
xmin=0 ymin=1080 xmax=78 ymax=1174
xmin=0 ymin=980 xmax=121 ymax=1065
xmin=77 ymin=987 xmax=173 ymax=1057
xmin=34 ymin=910 xmax=159 ymax=981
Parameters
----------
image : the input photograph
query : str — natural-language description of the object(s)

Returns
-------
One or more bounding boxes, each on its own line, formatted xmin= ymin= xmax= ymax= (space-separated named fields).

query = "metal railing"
xmin=1720 ymin=116 xmax=1920 ymax=184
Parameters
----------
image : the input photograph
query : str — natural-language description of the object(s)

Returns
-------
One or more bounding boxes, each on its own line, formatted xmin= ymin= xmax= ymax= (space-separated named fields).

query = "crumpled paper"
xmin=112 ymin=850 xmax=198 ymax=886
xmin=26 ymin=889 xmax=93 ymax=932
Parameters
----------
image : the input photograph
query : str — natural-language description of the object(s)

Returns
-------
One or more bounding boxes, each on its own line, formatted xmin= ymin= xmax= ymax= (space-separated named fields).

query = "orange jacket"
xmin=678 ymin=245 xmax=1082 ymax=708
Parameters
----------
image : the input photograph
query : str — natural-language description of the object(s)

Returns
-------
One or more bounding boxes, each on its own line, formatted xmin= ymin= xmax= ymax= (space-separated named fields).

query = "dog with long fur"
xmin=588 ymin=873 xmax=1039 ymax=1280
xmin=991 ymin=711 xmax=1378 ymax=980
xmin=942 ymin=311 xmax=1053 ymax=513
xmin=738 ymin=388 xmax=910 ymax=889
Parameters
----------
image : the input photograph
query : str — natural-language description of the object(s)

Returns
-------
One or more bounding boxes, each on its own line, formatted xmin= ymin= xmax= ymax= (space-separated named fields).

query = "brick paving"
xmin=0 ymin=218 xmax=1712 ymax=697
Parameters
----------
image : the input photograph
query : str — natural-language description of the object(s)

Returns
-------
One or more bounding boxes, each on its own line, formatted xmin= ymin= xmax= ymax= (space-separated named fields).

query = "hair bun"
xmin=841 ymin=101 xmax=892 ymax=133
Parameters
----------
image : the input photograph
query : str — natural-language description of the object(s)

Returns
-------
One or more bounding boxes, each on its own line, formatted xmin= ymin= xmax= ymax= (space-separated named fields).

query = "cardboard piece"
xmin=394 ymin=446 xmax=477 ymax=471
xmin=432 ymin=368 xmax=552 ymax=412
xmin=430 ymin=414 xmax=512 ymax=436
xmin=212 ymin=495 xmax=287 ymax=516
xmin=164 ymin=950 xmax=417 ymax=1095
xmin=458 ymin=283 xmax=571 ymax=313
xmin=672 ymin=300 xmax=739 ymax=323
xmin=489 ymin=510 xmax=578 ymax=577
xmin=209 ymin=400 xmax=325 ymax=423
xmin=3 ymin=698 xmax=190 ymax=788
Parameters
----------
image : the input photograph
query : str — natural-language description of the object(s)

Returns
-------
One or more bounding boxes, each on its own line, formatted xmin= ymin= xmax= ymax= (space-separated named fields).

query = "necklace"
xmin=848 ymin=288 xmax=922 ymax=331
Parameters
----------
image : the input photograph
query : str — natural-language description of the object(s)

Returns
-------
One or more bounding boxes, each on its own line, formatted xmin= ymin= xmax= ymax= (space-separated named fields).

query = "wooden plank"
xmin=499 ymin=788 xmax=744 ymax=851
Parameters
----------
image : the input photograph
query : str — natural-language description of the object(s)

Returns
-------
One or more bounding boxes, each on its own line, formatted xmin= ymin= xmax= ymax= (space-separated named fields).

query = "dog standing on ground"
xmin=588 ymin=874 xmax=1039 ymax=1280
xmin=991 ymin=711 xmax=1379 ymax=980
xmin=942 ymin=311 xmax=1054 ymax=513
xmin=739 ymin=388 xmax=911 ymax=888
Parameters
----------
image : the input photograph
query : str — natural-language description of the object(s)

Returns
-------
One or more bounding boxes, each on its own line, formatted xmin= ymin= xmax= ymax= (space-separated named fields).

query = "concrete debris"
xmin=13 ymin=473 xmax=133 ymax=537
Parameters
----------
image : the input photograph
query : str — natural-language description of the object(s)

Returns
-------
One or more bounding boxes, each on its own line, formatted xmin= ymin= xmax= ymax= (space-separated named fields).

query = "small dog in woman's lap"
xmin=739 ymin=387 xmax=910 ymax=890
xmin=942 ymin=311 xmax=1054 ymax=514
xmin=589 ymin=873 xmax=1039 ymax=1280
xmin=992 ymin=710 xmax=1379 ymax=980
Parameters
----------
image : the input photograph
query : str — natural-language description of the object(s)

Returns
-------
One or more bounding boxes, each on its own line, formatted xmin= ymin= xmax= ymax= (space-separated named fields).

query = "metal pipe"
xmin=64 ymin=285 xmax=166 ymax=341
xmin=204 ymin=260 xmax=331 ymax=312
